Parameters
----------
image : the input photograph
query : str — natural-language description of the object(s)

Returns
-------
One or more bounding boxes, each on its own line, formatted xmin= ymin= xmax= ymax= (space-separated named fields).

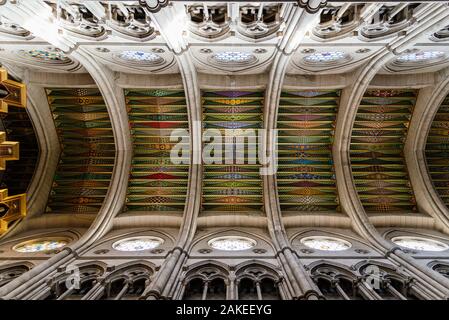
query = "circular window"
xmin=300 ymin=236 xmax=352 ymax=251
xmin=13 ymin=238 xmax=69 ymax=253
xmin=117 ymin=50 xmax=164 ymax=64
xmin=396 ymin=51 xmax=445 ymax=63
xmin=211 ymin=51 xmax=256 ymax=65
xmin=392 ymin=236 xmax=448 ymax=252
xmin=303 ymin=51 xmax=348 ymax=64
xmin=112 ymin=236 xmax=164 ymax=252
xmin=20 ymin=49 xmax=69 ymax=62
xmin=208 ymin=236 xmax=256 ymax=251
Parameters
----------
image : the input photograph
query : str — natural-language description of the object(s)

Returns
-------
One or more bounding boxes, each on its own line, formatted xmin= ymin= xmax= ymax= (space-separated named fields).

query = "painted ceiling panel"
xmin=202 ymin=91 xmax=263 ymax=213
xmin=0 ymin=106 xmax=38 ymax=195
xmin=45 ymin=88 xmax=115 ymax=213
xmin=277 ymin=90 xmax=340 ymax=212
xmin=425 ymin=93 xmax=449 ymax=208
xmin=125 ymin=89 xmax=189 ymax=212
xmin=350 ymin=89 xmax=417 ymax=213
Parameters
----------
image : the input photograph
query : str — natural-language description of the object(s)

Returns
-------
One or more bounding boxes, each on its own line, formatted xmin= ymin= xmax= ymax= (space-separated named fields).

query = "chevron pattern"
xmin=350 ymin=89 xmax=417 ymax=213
xmin=125 ymin=89 xmax=189 ymax=212
xmin=277 ymin=90 xmax=340 ymax=212
xmin=45 ymin=88 xmax=115 ymax=213
xmin=201 ymin=91 xmax=263 ymax=213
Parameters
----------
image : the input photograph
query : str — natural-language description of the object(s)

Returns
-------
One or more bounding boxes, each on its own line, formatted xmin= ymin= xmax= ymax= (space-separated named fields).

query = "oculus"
xmin=392 ymin=236 xmax=449 ymax=252
xmin=396 ymin=51 xmax=445 ymax=63
xmin=117 ymin=50 xmax=164 ymax=64
xmin=13 ymin=238 xmax=69 ymax=253
xmin=208 ymin=236 xmax=256 ymax=251
xmin=20 ymin=49 xmax=69 ymax=62
xmin=211 ymin=51 xmax=256 ymax=65
xmin=300 ymin=236 xmax=351 ymax=251
xmin=303 ymin=51 xmax=348 ymax=64
xmin=112 ymin=236 xmax=164 ymax=252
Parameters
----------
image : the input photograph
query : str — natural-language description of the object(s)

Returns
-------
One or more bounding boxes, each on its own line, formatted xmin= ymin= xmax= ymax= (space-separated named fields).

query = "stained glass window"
xmin=208 ymin=236 xmax=256 ymax=251
xmin=212 ymin=51 xmax=256 ymax=64
xmin=277 ymin=90 xmax=340 ymax=212
xmin=300 ymin=236 xmax=351 ymax=251
xmin=118 ymin=51 xmax=163 ymax=63
xmin=304 ymin=51 xmax=347 ymax=63
xmin=396 ymin=51 xmax=445 ymax=63
xmin=14 ymin=239 xmax=68 ymax=253
xmin=112 ymin=236 xmax=164 ymax=251
xmin=350 ymin=90 xmax=417 ymax=213
xmin=392 ymin=236 xmax=448 ymax=252
xmin=21 ymin=49 xmax=68 ymax=62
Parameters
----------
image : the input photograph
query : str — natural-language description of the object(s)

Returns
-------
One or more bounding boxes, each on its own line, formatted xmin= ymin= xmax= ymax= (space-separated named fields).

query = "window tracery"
xmin=182 ymin=264 xmax=229 ymax=300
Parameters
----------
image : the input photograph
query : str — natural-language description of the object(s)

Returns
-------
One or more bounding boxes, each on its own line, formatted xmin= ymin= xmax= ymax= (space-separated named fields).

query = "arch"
xmin=356 ymin=261 xmax=421 ymax=300
xmin=309 ymin=261 xmax=364 ymax=300
xmin=101 ymin=262 xmax=155 ymax=300
xmin=181 ymin=261 xmax=230 ymax=300
xmin=45 ymin=262 xmax=106 ymax=300
xmin=88 ymin=229 xmax=176 ymax=252
xmin=235 ymin=262 xmax=282 ymax=300
xmin=290 ymin=228 xmax=375 ymax=250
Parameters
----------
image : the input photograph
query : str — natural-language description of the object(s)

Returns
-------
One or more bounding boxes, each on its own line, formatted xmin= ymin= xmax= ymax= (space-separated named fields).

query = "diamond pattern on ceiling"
xmin=350 ymin=89 xmax=417 ymax=213
xmin=125 ymin=89 xmax=189 ymax=212
xmin=426 ymin=93 xmax=449 ymax=208
xmin=45 ymin=88 xmax=115 ymax=213
xmin=201 ymin=90 xmax=263 ymax=213
xmin=277 ymin=90 xmax=340 ymax=212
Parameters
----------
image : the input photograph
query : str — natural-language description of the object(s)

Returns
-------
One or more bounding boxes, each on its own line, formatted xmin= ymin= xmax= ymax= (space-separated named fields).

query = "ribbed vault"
xmin=1 ymin=0 xmax=449 ymax=301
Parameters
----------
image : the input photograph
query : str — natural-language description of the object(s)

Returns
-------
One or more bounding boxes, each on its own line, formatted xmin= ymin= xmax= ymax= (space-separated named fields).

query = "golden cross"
xmin=0 ymin=68 xmax=26 ymax=112
xmin=0 ymin=189 xmax=26 ymax=234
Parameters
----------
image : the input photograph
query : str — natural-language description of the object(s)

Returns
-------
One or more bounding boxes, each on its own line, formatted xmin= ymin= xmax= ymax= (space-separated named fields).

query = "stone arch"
xmin=181 ymin=261 xmax=230 ymax=300
xmin=308 ymin=261 xmax=364 ymax=300
xmin=356 ymin=261 xmax=423 ymax=300
xmin=101 ymin=261 xmax=155 ymax=300
xmin=45 ymin=262 xmax=106 ymax=300
xmin=235 ymin=261 xmax=283 ymax=300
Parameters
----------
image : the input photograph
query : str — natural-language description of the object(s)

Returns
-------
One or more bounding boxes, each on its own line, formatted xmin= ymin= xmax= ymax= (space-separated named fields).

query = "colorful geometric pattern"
xmin=350 ymin=89 xmax=417 ymax=213
xmin=0 ymin=106 xmax=38 ymax=195
xmin=45 ymin=88 xmax=115 ymax=213
xmin=425 ymin=93 xmax=449 ymax=208
xmin=202 ymin=91 xmax=263 ymax=212
xmin=125 ymin=89 xmax=189 ymax=212
xmin=277 ymin=90 xmax=340 ymax=212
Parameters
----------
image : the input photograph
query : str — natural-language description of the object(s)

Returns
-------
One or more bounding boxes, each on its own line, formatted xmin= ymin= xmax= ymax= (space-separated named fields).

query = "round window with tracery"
xmin=300 ymin=236 xmax=352 ymax=251
xmin=396 ymin=51 xmax=445 ymax=63
xmin=112 ymin=236 xmax=164 ymax=252
xmin=13 ymin=238 xmax=69 ymax=253
xmin=392 ymin=236 xmax=448 ymax=252
xmin=208 ymin=236 xmax=256 ymax=251
xmin=211 ymin=51 xmax=256 ymax=65
xmin=303 ymin=51 xmax=348 ymax=64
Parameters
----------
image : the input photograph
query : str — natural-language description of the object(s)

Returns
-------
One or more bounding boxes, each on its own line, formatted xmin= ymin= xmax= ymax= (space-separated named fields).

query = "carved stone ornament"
xmin=297 ymin=0 xmax=327 ymax=14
